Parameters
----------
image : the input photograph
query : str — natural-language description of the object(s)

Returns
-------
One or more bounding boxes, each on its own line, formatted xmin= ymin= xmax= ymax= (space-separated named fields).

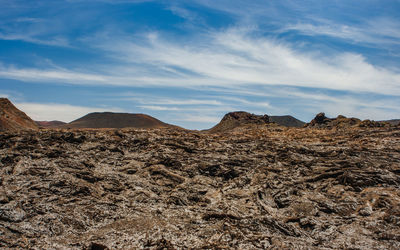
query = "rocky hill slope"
xmin=0 ymin=98 xmax=38 ymax=131
xmin=63 ymin=112 xmax=175 ymax=129
xmin=1 ymin=125 xmax=399 ymax=249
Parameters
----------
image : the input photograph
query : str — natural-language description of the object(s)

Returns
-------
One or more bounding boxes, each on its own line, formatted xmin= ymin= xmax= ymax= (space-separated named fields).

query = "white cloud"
xmin=177 ymin=114 xmax=221 ymax=124
xmin=283 ymin=18 xmax=400 ymax=46
xmin=0 ymin=32 xmax=71 ymax=47
xmin=135 ymin=98 xmax=223 ymax=105
xmin=14 ymin=102 xmax=124 ymax=122
xmin=1 ymin=28 xmax=400 ymax=96
xmin=0 ymin=66 xmax=107 ymax=84
xmin=105 ymin=28 xmax=400 ymax=95
xmin=137 ymin=105 xmax=180 ymax=111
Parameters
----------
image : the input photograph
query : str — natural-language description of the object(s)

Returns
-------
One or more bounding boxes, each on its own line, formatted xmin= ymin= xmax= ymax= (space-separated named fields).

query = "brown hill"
xmin=63 ymin=112 xmax=175 ymax=129
xmin=35 ymin=120 xmax=67 ymax=128
xmin=0 ymin=98 xmax=38 ymax=131
xmin=208 ymin=111 xmax=269 ymax=133
xmin=269 ymin=115 xmax=305 ymax=127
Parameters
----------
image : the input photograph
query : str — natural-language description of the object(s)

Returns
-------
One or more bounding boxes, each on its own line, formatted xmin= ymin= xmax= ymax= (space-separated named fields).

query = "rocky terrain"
xmin=1 ymin=123 xmax=399 ymax=249
xmin=63 ymin=112 xmax=175 ymax=129
xmin=0 ymin=98 xmax=38 ymax=132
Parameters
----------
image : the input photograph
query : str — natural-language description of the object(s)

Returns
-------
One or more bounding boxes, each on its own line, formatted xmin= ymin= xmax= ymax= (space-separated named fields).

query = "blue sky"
xmin=0 ymin=0 xmax=399 ymax=129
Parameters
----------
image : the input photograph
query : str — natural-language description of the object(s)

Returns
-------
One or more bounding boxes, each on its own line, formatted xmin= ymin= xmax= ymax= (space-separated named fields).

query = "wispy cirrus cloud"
xmin=133 ymin=98 xmax=223 ymax=106
xmin=174 ymin=114 xmax=221 ymax=124
xmin=0 ymin=65 xmax=107 ymax=84
xmin=1 ymin=27 xmax=400 ymax=96
xmin=0 ymin=33 xmax=70 ymax=47
xmin=283 ymin=18 xmax=400 ymax=46
xmin=93 ymin=28 xmax=400 ymax=95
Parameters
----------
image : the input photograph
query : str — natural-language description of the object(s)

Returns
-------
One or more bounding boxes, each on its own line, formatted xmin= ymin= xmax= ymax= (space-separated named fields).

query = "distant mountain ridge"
xmin=63 ymin=112 xmax=175 ymax=129
xmin=0 ymin=98 xmax=38 ymax=131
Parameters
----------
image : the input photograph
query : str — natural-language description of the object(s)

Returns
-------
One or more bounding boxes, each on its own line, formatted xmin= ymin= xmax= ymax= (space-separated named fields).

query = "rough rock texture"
xmin=35 ymin=121 xmax=67 ymax=128
xmin=63 ymin=112 xmax=176 ymax=129
xmin=208 ymin=111 xmax=269 ymax=133
xmin=1 ymin=125 xmax=399 ymax=249
xmin=0 ymin=98 xmax=38 ymax=132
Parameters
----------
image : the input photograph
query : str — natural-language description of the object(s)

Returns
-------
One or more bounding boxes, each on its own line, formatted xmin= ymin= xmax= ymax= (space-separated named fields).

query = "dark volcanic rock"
xmin=1 ymin=125 xmax=400 ymax=249
xmin=0 ymin=98 xmax=38 ymax=131
xmin=208 ymin=111 xmax=269 ymax=133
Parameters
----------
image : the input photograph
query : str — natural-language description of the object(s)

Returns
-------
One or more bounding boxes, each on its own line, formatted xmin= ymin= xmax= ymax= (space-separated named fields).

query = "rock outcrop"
xmin=0 ymin=98 xmax=38 ymax=131
xmin=208 ymin=111 xmax=269 ymax=133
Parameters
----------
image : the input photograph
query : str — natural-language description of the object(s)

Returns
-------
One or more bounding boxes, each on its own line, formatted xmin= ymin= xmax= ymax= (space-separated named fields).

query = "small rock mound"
xmin=208 ymin=111 xmax=269 ymax=133
xmin=0 ymin=98 xmax=38 ymax=131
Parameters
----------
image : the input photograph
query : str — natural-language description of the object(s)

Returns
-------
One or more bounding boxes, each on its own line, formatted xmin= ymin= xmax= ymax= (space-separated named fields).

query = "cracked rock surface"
xmin=1 ymin=125 xmax=400 ymax=249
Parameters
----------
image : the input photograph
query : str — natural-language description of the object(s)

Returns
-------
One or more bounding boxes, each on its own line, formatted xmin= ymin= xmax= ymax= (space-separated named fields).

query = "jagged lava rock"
xmin=0 ymin=125 xmax=399 ymax=249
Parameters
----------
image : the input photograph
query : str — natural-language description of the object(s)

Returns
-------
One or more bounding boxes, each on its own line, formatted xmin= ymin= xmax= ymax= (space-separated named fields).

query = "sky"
xmin=0 ymin=0 xmax=399 ymax=129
